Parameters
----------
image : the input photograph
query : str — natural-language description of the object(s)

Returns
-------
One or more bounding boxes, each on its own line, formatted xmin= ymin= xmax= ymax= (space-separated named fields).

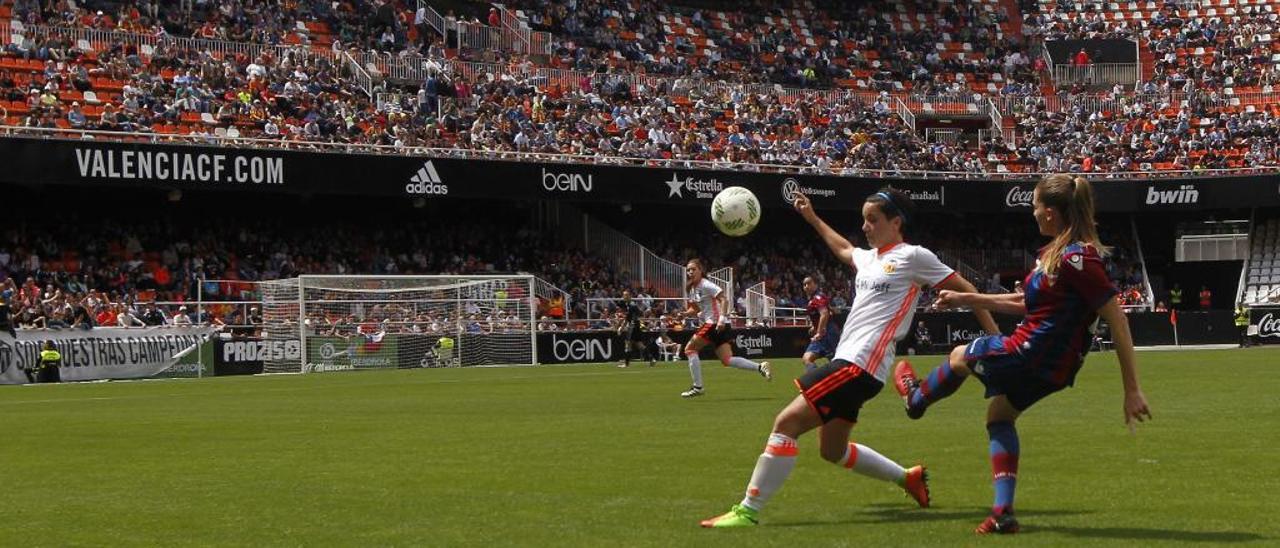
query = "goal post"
xmin=259 ymin=275 xmax=539 ymax=373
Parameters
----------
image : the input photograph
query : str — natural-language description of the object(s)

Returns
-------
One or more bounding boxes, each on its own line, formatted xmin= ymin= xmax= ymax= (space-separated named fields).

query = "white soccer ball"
xmin=711 ymin=186 xmax=761 ymax=237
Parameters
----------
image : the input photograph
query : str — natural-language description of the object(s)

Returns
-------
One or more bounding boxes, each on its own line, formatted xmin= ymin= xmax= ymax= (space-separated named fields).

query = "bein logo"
xmin=542 ymin=168 xmax=593 ymax=192
xmin=552 ymin=335 xmax=612 ymax=362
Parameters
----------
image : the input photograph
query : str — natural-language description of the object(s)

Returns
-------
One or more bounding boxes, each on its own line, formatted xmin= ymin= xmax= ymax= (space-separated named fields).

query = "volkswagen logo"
xmin=782 ymin=178 xmax=801 ymax=203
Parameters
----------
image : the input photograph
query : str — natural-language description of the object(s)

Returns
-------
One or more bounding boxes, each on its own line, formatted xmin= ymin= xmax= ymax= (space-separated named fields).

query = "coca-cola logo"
xmin=1258 ymin=313 xmax=1280 ymax=338
xmin=1005 ymin=186 xmax=1034 ymax=208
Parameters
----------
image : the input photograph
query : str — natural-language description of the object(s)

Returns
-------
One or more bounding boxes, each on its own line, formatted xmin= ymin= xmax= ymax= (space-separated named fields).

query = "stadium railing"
xmin=1053 ymin=63 xmax=1140 ymax=87
xmin=7 ymin=125 xmax=1277 ymax=181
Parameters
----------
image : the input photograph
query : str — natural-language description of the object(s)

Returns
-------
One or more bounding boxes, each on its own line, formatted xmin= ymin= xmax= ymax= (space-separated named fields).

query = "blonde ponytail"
xmin=1037 ymin=175 xmax=1110 ymax=278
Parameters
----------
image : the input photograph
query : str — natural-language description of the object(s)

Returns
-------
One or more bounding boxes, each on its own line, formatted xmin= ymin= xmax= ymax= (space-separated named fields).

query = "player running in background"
xmin=801 ymin=276 xmax=839 ymax=372
xmin=701 ymin=189 xmax=998 ymax=527
xmin=893 ymin=175 xmax=1153 ymax=534
xmin=616 ymin=290 xmax=648 ymax=368
xmin=679 ymin=258 xmax=772 ymax=398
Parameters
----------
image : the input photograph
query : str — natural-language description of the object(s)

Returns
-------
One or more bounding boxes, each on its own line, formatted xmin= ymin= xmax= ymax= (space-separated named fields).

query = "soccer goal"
xmin=258 ymin=275 xmax=538 ymax=373
xmin=745 ymin=281 xmax=775 ymax=327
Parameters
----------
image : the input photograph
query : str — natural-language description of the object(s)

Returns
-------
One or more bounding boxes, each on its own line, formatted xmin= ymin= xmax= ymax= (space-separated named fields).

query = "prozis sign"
xmin=220 ymin=339 xmax=302 ymax=363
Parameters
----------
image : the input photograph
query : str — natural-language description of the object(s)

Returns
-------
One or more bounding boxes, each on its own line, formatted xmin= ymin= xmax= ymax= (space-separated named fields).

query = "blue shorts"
xmin=964 ymin=335 xmax=1063 ymax=411
xmin=804 ymin=331 xmax=838 ymax=359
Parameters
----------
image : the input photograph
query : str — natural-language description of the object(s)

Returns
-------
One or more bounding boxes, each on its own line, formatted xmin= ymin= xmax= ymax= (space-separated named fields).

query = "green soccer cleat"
xmin=700 ymin=504 xmax=759 ymax=528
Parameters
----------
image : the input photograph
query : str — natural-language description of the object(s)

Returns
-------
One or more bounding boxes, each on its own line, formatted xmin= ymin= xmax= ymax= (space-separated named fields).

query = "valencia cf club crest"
xmin=883 ymin=261 xmax=898 ymax=274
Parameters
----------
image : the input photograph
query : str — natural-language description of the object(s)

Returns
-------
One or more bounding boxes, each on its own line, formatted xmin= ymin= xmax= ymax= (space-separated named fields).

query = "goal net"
xmin=745 ymin=281 xmax=775 ymax=327
xmin=258 ymin=275 xmax=537 ymax=373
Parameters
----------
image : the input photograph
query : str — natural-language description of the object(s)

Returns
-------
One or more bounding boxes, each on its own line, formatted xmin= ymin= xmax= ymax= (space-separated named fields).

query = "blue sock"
xmin=988 ymin=421 xmax=1019 ymax=515
xmin=908 ymin=359 xmax=966 ymax=410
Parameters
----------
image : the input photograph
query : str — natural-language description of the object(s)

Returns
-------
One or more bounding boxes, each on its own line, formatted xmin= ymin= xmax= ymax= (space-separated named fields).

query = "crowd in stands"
xmin=504 ymin=0 xmax=1039 ymax=91
xmin=0 ymin=191 xmax=1154 ymax=334
xmin=6 ymin=0 xmax=1280 ymax=174
xmin=0 ymin=205 xmax=634 ymax=330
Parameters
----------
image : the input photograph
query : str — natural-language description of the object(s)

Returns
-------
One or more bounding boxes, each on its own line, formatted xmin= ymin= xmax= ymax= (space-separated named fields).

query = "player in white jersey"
xmin=677 ymin=258 xmax=773 ymax=398
xmin=701 ymin=188 xmax=998 ymax=528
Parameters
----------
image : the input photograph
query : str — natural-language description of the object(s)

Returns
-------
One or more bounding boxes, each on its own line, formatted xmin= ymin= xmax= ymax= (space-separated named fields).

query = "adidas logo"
xmin=405 ymin=160 xmax=449 ymax=195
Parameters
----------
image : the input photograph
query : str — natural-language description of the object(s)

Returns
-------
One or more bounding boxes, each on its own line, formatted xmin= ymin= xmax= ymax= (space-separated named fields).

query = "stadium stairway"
xmin=1244 ymin=217 xmax=1280 ymax=305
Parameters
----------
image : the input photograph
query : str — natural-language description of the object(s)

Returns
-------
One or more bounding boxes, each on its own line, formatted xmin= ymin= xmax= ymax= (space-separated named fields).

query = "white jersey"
xmin=687 ymin=278 xmax=725 ymax=325
xmin=834 ymin=243 xmax=955 ymax=382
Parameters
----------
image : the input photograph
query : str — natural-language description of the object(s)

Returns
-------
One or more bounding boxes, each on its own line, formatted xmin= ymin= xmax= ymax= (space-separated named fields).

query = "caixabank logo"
xmin=405 ymin=160 xmax=449 ymax=195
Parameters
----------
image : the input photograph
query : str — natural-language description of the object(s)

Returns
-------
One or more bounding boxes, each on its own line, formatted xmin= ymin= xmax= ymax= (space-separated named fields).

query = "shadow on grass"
xmin=776 ymin=504 xmax=1270 ymax=543
xmin=768 ymin=504 xmax=1092 ymax=528
xmin=701 ymin=397 xmax=778 ymax=403
xmin=1027 ymin=524 xmax=1268 ymax=543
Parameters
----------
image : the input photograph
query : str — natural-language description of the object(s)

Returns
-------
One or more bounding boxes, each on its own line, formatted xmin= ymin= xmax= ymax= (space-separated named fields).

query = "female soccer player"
xmin=701 ymin=189 xmax=998 ymax=527
xmin=679 ymin=258 xmax=772 ymax=398
xmin=800 ymin=276 xmax=839 ymax=372
xmin=893 ymin=174 xmax=1153 ymax=534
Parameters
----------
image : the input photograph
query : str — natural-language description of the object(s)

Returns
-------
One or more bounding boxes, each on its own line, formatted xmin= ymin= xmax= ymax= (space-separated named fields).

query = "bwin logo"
xmin=1145 ymin=185 xmax=1198 ymax=205
xmin=405 ymin=161 xmax=449 ymax=195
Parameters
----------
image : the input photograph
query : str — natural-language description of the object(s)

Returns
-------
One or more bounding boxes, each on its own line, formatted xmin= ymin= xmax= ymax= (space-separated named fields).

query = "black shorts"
xmin=795 ymin=359 xmax=884 ymax=423
xmin=692 ymin=323 xmax=733 ymax=347
xmin=627 ymin=325 xmax=645 ymax=342
xmin=965 ymin=335 xmax=1064 ymax=411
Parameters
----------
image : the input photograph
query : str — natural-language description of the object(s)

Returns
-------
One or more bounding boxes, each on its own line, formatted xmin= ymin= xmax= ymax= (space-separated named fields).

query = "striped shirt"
xmin=834 ymin=243 xmax=954 ymax=382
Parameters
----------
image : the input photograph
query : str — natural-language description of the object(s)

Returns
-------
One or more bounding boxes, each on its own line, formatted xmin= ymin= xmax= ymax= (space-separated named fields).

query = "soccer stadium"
xmin=2 ymin=0 xmax=1278 ymax=544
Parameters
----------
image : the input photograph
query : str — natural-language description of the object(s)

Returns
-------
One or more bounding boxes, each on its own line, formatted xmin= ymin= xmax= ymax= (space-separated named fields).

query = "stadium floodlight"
xmin=258 ymin=275 xmax=538 ymax=372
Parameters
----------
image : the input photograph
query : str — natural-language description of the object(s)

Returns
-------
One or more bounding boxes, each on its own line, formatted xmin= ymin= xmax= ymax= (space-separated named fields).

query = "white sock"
xmin=727 ymin=356 xmax=760 ymax=372
xmin=687 ymin=353 xmax=703 ymax=387
xmin=740 ymin=433 xmax=798 ymax=512
xmin=839 ymin=442 xmax=906 ymax=484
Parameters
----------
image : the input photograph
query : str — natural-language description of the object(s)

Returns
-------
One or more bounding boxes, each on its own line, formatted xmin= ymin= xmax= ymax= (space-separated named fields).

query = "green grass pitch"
xmin=4 ymin=348 xmax=1278 ymax=547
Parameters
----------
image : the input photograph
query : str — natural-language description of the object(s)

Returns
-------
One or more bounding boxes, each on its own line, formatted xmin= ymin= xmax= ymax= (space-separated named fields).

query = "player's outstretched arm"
xmin=935 ymin=290 xmax=1026 ymax=316
xmin=1097 ymin=297 xmax=1152 ymax=428
xmin=792 ymin=192 xmax=854 ymax=267
xmin=934 ymin=275 xmax=1001 ymax=334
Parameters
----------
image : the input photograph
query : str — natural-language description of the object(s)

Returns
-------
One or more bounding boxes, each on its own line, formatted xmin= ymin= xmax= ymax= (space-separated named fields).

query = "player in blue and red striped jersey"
xmin=801 ymin=276 xmax=840 ymax=372
xmin=892 ymin=174 xmax=1153 ymax=534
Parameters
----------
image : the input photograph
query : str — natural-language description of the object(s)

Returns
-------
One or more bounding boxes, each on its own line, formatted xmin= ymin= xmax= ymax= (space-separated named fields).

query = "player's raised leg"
xmin=894 ymin=343 xmax=974 ymax=419
xmin=817 ymin=419 xmax=930 ymax=508
xmin=715 ymin=342 xmax=771 ymax=381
